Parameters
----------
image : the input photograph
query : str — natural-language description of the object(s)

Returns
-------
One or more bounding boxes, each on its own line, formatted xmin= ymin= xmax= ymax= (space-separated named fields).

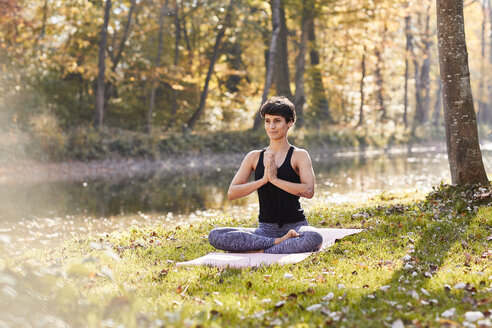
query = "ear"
xmin=287 ymin=121 xmax=294 ymax=128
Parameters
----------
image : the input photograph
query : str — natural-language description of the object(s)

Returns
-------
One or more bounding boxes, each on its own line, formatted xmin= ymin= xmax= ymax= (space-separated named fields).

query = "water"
xmin=1 ymin=144 xmax=491 ymax=255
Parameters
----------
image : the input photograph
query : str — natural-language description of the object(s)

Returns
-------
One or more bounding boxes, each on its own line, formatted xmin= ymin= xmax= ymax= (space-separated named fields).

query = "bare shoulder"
xmin=292 ymin=147 xmax=312 ymax=161
xmin=244 ymin=149 xmax=263 ymax=161
xmin=242 ymin=149 xmax=263 ymax=169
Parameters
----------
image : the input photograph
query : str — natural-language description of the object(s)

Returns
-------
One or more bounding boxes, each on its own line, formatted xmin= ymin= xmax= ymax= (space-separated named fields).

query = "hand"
xmin=264 ymin=151 xmax=277 ymax=182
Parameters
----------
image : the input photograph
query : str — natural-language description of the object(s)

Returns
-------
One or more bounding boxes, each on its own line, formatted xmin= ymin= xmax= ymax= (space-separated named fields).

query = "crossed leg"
xmin=208 ymin=225 xmax=323 ymax=254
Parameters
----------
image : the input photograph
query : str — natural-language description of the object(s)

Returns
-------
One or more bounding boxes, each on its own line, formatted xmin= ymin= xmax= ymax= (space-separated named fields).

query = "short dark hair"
xmin=260 ymin=96 xmax=296 ymax=123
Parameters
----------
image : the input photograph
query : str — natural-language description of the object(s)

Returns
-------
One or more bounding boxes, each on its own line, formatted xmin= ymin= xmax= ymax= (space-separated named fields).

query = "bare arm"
xmin=227 ymin=151 xmax=268 ymax=201
xmin=266 ymin=149 xmax=315 ymax=199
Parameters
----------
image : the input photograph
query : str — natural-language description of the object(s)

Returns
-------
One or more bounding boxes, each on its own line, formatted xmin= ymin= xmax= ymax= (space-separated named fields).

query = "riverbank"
xmin=1 ymin=122 xmax=446 ymax=175
xmin=0 ymin=142 xmax=450 ymax=185
xmin=2 ymin=185 xmax=491 ymax=327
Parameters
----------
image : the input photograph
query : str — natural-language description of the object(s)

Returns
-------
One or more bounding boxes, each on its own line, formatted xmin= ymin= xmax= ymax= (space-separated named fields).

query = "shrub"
xmin=28 ymin=112 xmax=66 ymax=160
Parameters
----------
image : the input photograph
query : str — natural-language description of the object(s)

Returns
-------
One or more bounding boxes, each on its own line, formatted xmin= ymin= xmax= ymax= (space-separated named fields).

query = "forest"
xmin=1 ymin=1 xmax=492 ymax=327
xmin=1 ymin=0 xmax=492 ymax=161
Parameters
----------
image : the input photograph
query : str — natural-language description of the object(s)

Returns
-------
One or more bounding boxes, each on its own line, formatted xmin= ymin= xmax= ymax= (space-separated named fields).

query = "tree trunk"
xmin=487 ymin=0 xmax=492 ymax=123
xmin=478 ymin=0 xmax=488 ymax=123
xmin=146 ymin=0 xmax=169 ymax=133
xmin=420 ymin=5 xmax=432 ymax=123
xmin=436 ymin=0 xmax=489 ymax=185
xmin=253 ymin=0 xmax=281 ymax=130
xmin=404 ymin=15 xmax=411 ymax=128
xmin=411 ymin=28 xmax=422 ymax=137
xmin=169 ymin=2 xmax=181 ymax=129
xmin=104 ymin=0 xmax=137 ymax=113
xmin=306 ymin=6 xmax=331 ymax=122
xmin=294 ymin=0 xmax=309 ymax=127
xmin=112 ymin=0 xmax=137 ymax=71
xmin=37 ymin=0 xmax=48 ymax=41
xmin=186 ymin=0 xmax=235 ymax=130
xmin=375 ymin=21 xmax=387 ymax=120
xmin=274 ymin=1 xmax=293 ymax=100
xmin=374 ymin=48 xmax=385 ymax=119
xmin=357 ymin=47 xmax=366 ymax=127
xmin=94 ymin=0 xmax=111 ymax=130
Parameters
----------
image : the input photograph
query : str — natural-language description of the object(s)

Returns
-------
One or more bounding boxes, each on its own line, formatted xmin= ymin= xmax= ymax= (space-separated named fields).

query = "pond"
xmin=1 ymin=144 xmax=491 ymax=255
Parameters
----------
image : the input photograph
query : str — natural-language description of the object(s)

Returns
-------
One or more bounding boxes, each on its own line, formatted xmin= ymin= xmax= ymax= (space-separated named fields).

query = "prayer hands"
xmin=264 ymin=151 xmax=278 ymax=182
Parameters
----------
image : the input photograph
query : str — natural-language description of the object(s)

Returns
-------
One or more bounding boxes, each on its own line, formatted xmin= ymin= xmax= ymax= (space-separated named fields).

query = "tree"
xmin=169 ymin=0 xmax=182 ymax=128
xmin=403 ymin=13 xmax=411 ymax=127
xmin=306 ymin=1 xmax=331 ymax=123
xmin=274 ymin=1 xmax=293 ymax=100
xmin=294 ymin=0 xmax=310 ymax=127
xmin=186 ymin=0 xmax=235 ymax=130
xmin=94 ymin=0 xmax=111 ymax=129
xmin=146 ymin=0 xmax=170 ymax=133
xmin=253 ymin=0 xmax=281 ymax=130
xmin=478 ymin=0 xmax=489 ymax=123
xmin=436 ymin=0 xmax=489 ymax=185
xmin=374 ymin=20 xmax=387 ymax=120
xmin=357 ymin=45 xmax=366 ymax=127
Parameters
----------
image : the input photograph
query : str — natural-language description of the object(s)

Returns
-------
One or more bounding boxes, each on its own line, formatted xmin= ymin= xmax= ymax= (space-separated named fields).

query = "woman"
xmin=208 ymin=96 xmax=323 ymax=253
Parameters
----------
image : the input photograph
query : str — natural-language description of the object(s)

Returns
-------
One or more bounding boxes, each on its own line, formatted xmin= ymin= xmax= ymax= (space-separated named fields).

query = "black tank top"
xmin=254 ymin=146 xmax=306 ymax=225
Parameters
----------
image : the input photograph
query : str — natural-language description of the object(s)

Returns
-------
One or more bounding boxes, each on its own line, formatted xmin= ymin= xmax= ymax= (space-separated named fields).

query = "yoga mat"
xmin=176 ymin=228 xmax=363 ymax=268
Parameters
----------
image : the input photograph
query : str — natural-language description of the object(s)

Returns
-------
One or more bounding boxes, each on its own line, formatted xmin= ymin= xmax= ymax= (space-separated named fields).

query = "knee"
xmin=306 ymin=231 xmax=323 ymax=251
xmin=208 ymin=228 xmax=221 ymax=247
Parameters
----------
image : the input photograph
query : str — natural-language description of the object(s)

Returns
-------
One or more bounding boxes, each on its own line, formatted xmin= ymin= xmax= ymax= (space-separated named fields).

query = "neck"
xmin=268 ymin=139 xmax=290 ymax=153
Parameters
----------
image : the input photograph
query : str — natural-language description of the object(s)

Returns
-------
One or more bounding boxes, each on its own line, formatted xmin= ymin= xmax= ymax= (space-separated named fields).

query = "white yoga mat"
xmin=176 ymin=228 xmax=363 ymax=268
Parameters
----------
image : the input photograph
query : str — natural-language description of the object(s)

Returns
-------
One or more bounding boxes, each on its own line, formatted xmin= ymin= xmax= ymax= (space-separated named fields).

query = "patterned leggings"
xmin=208 ymin=220 xmax=323 ymax=254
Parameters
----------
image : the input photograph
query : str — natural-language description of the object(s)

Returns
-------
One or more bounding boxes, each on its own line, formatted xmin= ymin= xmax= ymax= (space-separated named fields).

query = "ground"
xmin=1 ymin=184 xmax=491 ymax=327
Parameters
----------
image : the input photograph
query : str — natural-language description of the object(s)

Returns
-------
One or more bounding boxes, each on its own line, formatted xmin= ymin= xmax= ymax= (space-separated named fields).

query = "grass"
xmin=1 ymin=185 xmax=492 ymax=327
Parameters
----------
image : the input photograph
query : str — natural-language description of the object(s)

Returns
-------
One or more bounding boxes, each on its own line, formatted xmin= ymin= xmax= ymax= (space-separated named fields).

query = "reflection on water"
xmin=1 ymin=145 xmax=491 ymax=254
xmin=0 ymin=170 xmax=232 ymax=221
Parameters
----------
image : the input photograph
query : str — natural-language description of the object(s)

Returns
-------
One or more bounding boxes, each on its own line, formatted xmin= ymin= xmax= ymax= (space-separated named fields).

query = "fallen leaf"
xmin=391 ymin=319 xmax=404 ymax=328
xmin=464 ymin=311 xmax=484 ymax=322
xmin=477 ymin=298 xmax=491 ymax=305
xmin=438 ymin=319 xmax=459 ymax=326
xmin=287 ymin=293 xmax=298 ymax=301
xmin=379 ymin=285 xmax=391 ymax=292
xmin=441 ymin=308 xmax=456 ymax=318
xmin=454 ymin=282 xmax=466 ymax=290
xmin=275 ymin=300 xmax=286 ymax=308
xmin=100 ymin=266 xmax=114 ymax=281
xmin=210 ymin=310 xmax=222 ymax=318
xmin=306 ymin=304 xmax=322 ymax=312
xmin=322 ymin=292 xmax=334 ymax=301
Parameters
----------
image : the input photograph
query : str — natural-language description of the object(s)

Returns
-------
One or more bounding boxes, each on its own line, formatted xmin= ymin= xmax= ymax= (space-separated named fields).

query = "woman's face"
xmin=264 ymin=114 xmax=293 ymax=140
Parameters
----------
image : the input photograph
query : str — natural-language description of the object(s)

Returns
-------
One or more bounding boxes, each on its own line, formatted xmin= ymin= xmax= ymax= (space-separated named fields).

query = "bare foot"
xmin=274 ymin=229 xmax=300 ymax=245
